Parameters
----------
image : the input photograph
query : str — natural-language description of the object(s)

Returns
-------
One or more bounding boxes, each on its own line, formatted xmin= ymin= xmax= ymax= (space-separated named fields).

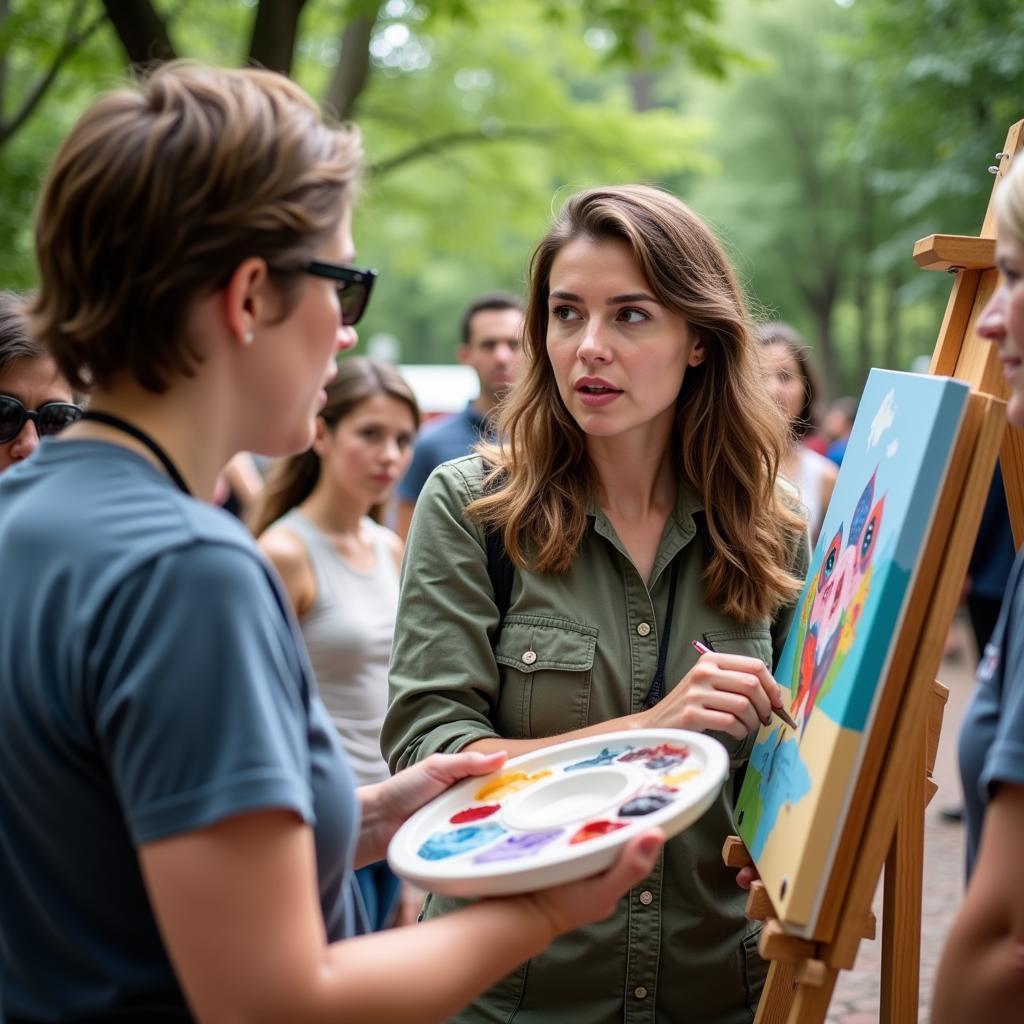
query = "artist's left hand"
xmin=735 ymin=864 xmax=760 ymax=890
xmin=355 ymin=751 xmax=507 ymax=868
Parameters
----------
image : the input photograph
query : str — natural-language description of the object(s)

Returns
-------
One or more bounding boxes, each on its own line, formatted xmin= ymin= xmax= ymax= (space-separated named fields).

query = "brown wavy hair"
xmin=249 ymin=357 xmax=420 ymax=536
xmin=470 ymin=184 xmax=805 ymax=622
xmin=30 ymin=61 xmax=362 ymax=394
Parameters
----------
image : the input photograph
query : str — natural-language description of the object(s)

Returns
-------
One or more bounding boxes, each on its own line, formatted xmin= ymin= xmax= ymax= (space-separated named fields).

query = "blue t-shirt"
xmin=959 ymin=546 xmax=1024 ymax=877
xmin=396 ymin=401 xmax=489 ymax=503
xmin=0 ymin=441 xmax=361 ymax=1020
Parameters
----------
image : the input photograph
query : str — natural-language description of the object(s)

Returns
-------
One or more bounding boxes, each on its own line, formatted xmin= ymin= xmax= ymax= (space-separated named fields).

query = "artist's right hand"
xmin=516 ymin=829 xmax=664 ymax=937
xmin=639 ymin=651 xmax=783 ymax=740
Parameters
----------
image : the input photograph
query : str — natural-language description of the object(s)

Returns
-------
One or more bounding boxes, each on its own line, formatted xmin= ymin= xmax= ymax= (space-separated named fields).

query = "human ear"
xmin=456 ymin=343 xmax=470 ymax=366
xmin=223 ymin=257 xmax=271 ymax=348
xmin=311 ymin=416 xmax=331 ymax=457
xmin=688 ymin=334 xmax=707 ymax=367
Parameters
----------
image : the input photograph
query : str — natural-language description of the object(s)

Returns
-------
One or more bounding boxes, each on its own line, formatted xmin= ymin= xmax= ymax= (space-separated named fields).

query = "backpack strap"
xmin=485 ymin=524 xmax=514 ymax=634
xmin=481 ymin=468 xmax=514 ymax=637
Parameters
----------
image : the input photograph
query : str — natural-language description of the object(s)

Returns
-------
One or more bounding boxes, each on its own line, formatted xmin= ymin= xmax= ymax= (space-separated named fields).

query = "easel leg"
xmin=754 ymin=961 xmax=796 ymax=1024
xmin=790 ymin=969 xmax=840 ymax=1022
xmin=880 ymin=730 xmax=927 ymax=1022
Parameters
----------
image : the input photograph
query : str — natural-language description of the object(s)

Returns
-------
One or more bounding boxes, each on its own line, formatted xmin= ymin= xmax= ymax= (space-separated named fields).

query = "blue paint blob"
xmin=417 ymin=823 xmax=505 ymax=861
xmin=565 ymin=747 xmax=630 ymax=771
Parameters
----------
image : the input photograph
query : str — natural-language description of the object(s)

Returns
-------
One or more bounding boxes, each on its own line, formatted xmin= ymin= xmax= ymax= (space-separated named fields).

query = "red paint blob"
xmin=570 ymin=820 xmax=627 ymax=844
xmin=450 ymin=804 xmax=500 ymax=824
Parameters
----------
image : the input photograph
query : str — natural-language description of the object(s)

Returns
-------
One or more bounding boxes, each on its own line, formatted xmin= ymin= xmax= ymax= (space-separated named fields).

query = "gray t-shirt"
xmin=0 ymin=441 xmax=361 ymax=1021
xmin=960 ymin=546 xmax=1024 ymax=877
xmin=277 ymin=510 xmax=397 ymax=786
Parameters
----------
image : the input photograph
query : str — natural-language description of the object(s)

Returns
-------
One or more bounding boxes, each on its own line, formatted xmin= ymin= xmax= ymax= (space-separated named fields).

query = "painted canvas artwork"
xmin=735 ymin=369 xmax=970 ymax=934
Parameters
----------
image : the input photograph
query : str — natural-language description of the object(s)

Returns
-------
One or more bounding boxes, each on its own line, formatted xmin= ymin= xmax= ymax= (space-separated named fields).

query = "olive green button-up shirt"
xmin=384 ymin=455 xmax=809 ymax=1024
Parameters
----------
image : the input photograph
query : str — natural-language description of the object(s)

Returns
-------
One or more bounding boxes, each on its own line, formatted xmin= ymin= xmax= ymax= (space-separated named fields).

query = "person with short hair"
xmin=933 ymin=152 xmax=1024 ymax=1023
xmin=384 ymin=184 xmax=810 ymax=1022
xmin=0 ymin=63 xmax=663 ymax=1023
xmin=0 ymin=291 xmax=82 ymax=475
xmin=394 ymin=291 xmax=523 ymax=538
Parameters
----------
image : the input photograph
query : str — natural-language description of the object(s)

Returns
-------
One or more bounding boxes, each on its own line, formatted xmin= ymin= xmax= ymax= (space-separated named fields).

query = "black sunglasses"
xmin=0 ymin=395 xmax=83 ymax=444
xmin=304 ymin=261 xmax=378 ymax=326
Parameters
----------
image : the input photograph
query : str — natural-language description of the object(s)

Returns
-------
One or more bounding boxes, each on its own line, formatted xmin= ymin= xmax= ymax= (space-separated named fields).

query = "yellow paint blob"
xmin=660 ymin=768 xmax=701 ymax=788
xmin=474 ymin=769 xmax=552 ymax=801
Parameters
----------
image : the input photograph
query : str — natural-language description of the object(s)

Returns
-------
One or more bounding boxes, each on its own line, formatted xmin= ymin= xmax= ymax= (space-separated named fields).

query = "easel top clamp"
xmin=722 ymin=118 xmax=1024 ymax=1024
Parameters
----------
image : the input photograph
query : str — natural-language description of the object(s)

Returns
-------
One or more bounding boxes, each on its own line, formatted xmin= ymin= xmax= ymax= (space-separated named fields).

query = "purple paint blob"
xmin=618 ymin=743 xmax=689 ymax=771
xmin=619 ymin=793 xmax=673 ymax=817
xmin=473 ymin=830 xmax=564 ymax=863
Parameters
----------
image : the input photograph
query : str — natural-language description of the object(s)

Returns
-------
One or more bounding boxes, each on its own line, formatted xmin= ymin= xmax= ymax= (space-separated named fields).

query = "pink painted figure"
xmin=791 ymin=470 xmax=885 ymax=736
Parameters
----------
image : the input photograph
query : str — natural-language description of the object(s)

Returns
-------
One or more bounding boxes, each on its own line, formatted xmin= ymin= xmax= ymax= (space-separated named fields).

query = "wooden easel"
xmin=722 ymin=119 xmax=1024 ymax=1024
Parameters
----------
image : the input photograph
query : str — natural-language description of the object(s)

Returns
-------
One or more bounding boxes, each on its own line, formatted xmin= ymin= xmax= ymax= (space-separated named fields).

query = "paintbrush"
xmin=690 ymin=639 xmax=799 ymax=731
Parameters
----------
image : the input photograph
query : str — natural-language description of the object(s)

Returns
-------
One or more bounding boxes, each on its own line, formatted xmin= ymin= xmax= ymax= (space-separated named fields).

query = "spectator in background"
xmin=822 ymin=395 xmax=858 ymax=467
xmin=759 ymin=322 xmax=838 ymax=546
xmin=251 ymin=357 xmax=420 ymax=930
xmin=0 ymin=291 xmax=83 ymax=475
xmin=394 ymin=291 xmax=523 ymax=538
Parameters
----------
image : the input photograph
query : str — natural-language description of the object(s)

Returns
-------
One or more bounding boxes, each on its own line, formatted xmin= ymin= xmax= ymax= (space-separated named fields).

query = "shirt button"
xmin=639 ymin=890 xmax=654 ymax=906
xmin=634 ymin=986 xmax=648 ymax=1000
xmin=636 ymin=622 xmax=651 ymax=637
xmin=522 ymin=650 xmax=537 ymax=665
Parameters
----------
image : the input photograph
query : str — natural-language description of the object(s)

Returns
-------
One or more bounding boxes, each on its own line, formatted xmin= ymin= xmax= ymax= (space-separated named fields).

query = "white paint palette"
xmin=387 ymin=729 xmax=729 ymax=897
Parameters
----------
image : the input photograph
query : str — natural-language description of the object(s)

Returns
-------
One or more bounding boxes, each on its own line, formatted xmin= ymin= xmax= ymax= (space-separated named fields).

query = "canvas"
xmin=734 ymin=369 xmax=970 ymax=934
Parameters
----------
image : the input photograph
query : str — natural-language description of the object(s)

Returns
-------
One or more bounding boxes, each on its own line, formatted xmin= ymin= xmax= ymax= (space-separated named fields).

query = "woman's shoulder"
xmin=362 ymin=517 xmax=404 ymax=567
xmin=424 ymin=452 xmax=491 ymax=501
xmin=257 ymin=521 xmax=317 ymax=612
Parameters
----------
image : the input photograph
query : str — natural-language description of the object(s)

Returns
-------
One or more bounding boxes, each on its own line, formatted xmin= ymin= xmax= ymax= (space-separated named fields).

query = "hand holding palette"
xmin=387 ymin=729 xmax=729 ymax=897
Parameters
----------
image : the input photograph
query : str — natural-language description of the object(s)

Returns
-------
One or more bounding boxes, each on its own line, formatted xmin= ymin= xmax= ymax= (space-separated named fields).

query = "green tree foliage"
xmin=0 ymin=0 xmax=722 ymax=358
xmin=664 ymin=0 xmax=1023 ymax=398
xmin=2 ymin=0 xmax=1020 ymax=380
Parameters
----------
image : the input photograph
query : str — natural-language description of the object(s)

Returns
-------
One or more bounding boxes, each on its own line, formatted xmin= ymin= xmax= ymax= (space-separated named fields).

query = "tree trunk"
xmin=248 ymin=0 xmax=307 ymax=76
xmin=803 ymin=269 xmax=841 ymax=399
xmin=101 ymin=0 xmax=175 ymax=66
xmin=883 ymin=270 xmax=901 ymax=371
xmin=629 ymin=30 xmax=655 ymax=111
xmin=325 ymin=7 xmax=378 ymax=121
xmin=855 ymin=183 xmax=874 ymax=385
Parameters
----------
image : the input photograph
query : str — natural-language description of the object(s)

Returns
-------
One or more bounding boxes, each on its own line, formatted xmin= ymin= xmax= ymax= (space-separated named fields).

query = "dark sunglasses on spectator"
xmin=304 ymin=261 xmax=378 ymax=326
xmin=0 ymin=395 xmax=83 ymax=444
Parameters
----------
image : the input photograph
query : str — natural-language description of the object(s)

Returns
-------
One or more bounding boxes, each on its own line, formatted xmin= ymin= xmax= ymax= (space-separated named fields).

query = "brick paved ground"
xmin=824 ymin=614 xmax=976 ymax=1023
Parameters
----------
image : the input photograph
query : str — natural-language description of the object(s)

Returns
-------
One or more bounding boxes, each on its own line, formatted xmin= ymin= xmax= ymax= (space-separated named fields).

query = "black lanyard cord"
xmin=81 ymin=411 xmax=192 ymax=497
xmin=642 ymin=556 xmax=681 ymax=710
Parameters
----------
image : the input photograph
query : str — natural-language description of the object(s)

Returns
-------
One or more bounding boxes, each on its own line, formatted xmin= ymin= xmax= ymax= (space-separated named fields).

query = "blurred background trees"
xmin=1 ymin=0 xmax=1022 ymax=397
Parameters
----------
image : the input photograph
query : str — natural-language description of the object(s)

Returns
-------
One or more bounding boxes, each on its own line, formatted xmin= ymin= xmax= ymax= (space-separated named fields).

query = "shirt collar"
xmin=587 ymin=475 xmax=704 ymax=584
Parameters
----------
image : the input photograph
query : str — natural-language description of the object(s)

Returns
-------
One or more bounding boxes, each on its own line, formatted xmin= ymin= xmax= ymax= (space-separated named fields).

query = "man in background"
xmin=394 ymin=292 xmax=524 ymax=538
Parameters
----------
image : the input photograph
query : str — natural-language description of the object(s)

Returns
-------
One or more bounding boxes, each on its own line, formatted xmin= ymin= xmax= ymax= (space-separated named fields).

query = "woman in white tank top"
xmin=759 ymin=324 xmax=838 ymax=546
xmin=251 ymin=357 xmax=419 ymax=930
